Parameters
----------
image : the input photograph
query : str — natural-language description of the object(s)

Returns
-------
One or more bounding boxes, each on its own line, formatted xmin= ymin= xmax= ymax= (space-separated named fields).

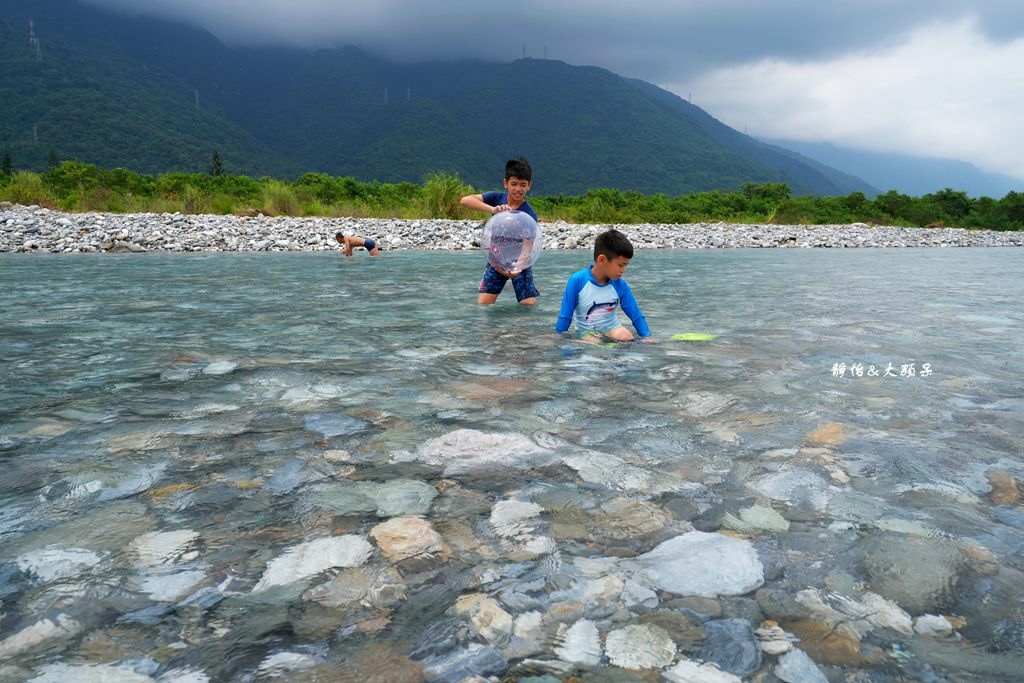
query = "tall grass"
xmin=422 ymin=171 xmax=471 ymax=219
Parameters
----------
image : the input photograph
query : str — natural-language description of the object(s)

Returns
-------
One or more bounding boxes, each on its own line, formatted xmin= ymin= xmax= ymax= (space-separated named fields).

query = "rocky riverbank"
xmin=2 ymin=203 xmax=1023 ymax=253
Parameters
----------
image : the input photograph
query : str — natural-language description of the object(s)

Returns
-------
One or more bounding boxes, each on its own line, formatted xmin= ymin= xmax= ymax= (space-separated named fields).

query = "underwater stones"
xmin=253 ymin=534 xmax=373 ymax=591
xmin=663 ymin=659 xmax=741 ymax=683
xmin=128 ymin=530 xmax=200 ymax=567
xmin=490 ymin=499 xmax=544 ymax=538
xmin=775 ymin=648 xmax=828 ymax=683
xmin=554 ymin=619 xmax=601 ymax=666
xmin=723 ymin=504 xmax=790 ymax=533
xmin=310 ymin=479 xmax=437 ymax=517
xmin=748 ymin=468 xmax=830 ymax=512
xmin=785 ymin=620 xmax=864 ymax=666
xmin=136 ymin=569 xmax=207 ymax=602
xmin=303 ymin=412 xmax=368 ymax=438
xmin=26 ymin=662 xmax=156 ymax=682
xmin=201 ymin=360 xmax=237 ymax=375
xmin=698 ymin=619 xmax=761 ymax=676
xmin=605 ymin=623 xmax=676 ymax=669
xmin=408 ymin=429 xmax=552 ymax=475
xmin=369 ymin=517 xmax=447 ymax=562
xmin=16 ymin=545 xmax=102 ymax=583
xmin=590 ymin=497 xmax=672 ymax=540
xmin=914 ymin=613 xmax=956 ymax=637
xmin=637 ymin=531 xmax=764 ymax=597
xmin=561 ymin=450 xmax=661 ymax=492
xmin=0 ymin=614 xmax=81 ymax=658
xmin=419 ymin=642 xmax=507 ymax=682
xmin=453 ymin=594 xmax=514 ymax=643
xmin=303 ymin=568 xmax=374 ymax=607
xmin=987 ymin=469 xmax=1020 ymax=505
xmin=861 ymin=535 xmax=963 ymax=614
xmin=806 ymin=422 xmax=848 ymax=446
xmin=755 ymin=620 xmax=793 ymax=655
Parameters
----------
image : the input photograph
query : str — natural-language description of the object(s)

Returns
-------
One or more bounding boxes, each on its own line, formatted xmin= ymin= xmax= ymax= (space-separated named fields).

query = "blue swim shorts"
xmin=362 ymin=238 xmax=377 ymax=251
xmin=478 ymin=263 xmax=539 ymax=301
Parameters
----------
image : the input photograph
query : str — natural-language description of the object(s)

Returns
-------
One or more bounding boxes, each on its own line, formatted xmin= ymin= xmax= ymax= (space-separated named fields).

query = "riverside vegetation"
xmin=2 ymin=161 xmax=1024 ymax=230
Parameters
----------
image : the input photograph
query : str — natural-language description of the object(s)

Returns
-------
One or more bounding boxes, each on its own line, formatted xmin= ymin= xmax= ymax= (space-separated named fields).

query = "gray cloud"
xmin=81 ymin=0 xmax=1024 ymax=179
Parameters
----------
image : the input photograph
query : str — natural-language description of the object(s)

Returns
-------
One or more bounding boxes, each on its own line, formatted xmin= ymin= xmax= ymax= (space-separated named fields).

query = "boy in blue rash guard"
xmin=555 ymin=229 xmax=655 ymax=343
xmin=460 ymin=157 xmax=540 ymax=306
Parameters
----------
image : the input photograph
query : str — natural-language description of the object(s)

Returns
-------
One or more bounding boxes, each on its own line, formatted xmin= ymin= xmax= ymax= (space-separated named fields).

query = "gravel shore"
xmin=3 ymin=203 xmax=1023 ymax=253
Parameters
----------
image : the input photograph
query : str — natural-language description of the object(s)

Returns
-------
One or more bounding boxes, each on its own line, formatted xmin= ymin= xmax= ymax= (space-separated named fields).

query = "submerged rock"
xmin=775 ymin=648 xmax=828 ymax=683
xmin=0 ymin=614 xmax=81 ymax=658
xmin=637 ymin=531 xmax=764 ymax=597
xmin=128 ymin=529 xmax=199 ymax=567
xmin=16 ymin=545 xmax=102 ymax=583
xmin=861 ymin=534 xmax=963 ymax=614
xmin=253 ymin=534 xmax=373 ymax=591
xmin=554 ymin=619 xmax=601 ymax=666
xmin=406 ymin=429 xmax=553 ymax=475
xmin=604 ymin=623 xmax=676 ymax=670
xmin=699 ymin=619 xmax=761 ymax=676
xmin=369 ymin=517 xmax=447 ymax=562
xmin=662 ymin=659 xmax=741 ymax=683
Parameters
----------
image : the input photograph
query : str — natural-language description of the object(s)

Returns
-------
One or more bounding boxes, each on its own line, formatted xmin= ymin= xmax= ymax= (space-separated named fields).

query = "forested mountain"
xmin=1 ymin=0 xmax=874 ymax=196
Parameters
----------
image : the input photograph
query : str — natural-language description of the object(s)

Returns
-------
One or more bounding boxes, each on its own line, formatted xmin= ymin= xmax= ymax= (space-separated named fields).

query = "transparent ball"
xmin=480 ymin=210 xmax=543 ymax=272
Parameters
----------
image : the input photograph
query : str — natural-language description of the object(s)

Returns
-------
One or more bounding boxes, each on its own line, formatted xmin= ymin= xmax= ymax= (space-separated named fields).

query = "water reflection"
xmin=1 ymin=248 xmax=1023 ymax=681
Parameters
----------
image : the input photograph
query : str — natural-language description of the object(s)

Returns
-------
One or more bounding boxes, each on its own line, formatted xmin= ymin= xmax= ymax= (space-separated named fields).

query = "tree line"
xmin=1 ymin=156 xmax=1023 ymax=230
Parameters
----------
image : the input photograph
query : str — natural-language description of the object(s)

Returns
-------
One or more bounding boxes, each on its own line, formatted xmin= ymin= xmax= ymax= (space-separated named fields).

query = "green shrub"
xmin=1 ymin=172 xmax=55 ymax=207
xmin=261 ymin=179 xmax=298 ymax=216
xmin=422 ymin=171 xmax=469 ymax=219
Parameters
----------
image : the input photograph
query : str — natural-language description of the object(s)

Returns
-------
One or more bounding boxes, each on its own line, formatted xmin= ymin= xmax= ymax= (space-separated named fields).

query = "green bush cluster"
xmin=2 ymin=162 xmax=1024 ymax=231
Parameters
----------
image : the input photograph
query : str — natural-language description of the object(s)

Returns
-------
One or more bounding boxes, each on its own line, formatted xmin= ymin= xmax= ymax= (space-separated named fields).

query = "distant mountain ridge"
xmin=3 ymin=0 xmax=874 ymax=196
xmin=765 ymin=139 xmax=1022 ymax=199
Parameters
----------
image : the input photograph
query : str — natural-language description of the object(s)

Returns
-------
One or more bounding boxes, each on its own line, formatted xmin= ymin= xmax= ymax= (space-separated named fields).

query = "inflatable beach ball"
xmin=480 ymin=210 xmax=543 ymax=272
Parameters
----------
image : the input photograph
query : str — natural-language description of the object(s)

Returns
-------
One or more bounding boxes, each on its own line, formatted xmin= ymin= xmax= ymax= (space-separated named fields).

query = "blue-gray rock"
xmin=420 ymin=642 xmax=507 ymax=682
xmin=698 ymin=619 xmax=761 ymax=676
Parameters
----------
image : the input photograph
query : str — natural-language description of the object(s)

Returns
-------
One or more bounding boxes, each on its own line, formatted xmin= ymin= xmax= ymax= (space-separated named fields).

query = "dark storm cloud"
xmin=77 ymin=1 xmax=1024 ymax=178
xmin=79 ymin=1 xmax=1024 ymax=81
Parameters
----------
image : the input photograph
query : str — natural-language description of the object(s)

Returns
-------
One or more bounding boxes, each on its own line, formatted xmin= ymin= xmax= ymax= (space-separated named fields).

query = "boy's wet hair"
xmin=504 ymin=156 xmax=532 ymax=182
xmin=594 ymin=229 xmax=634 ymax=260
xmin=335 ymin=231 xmax=344 ymax=239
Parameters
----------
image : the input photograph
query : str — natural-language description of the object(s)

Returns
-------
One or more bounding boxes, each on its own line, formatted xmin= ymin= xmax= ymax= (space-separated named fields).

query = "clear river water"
xmin=1 ymin=248 xmax=1022 ymax=682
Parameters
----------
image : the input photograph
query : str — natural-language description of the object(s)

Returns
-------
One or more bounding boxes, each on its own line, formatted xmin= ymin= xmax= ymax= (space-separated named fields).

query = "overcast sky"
xmin=85 ymin=1 xmax=1024 ymax=182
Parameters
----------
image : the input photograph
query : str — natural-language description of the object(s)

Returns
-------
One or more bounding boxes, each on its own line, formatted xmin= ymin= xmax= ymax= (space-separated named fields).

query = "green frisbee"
xmin=671 ymin=333 xmax=720 ymax=342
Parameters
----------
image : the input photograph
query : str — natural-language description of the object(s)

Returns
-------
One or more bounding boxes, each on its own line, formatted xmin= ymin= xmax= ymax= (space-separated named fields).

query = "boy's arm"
xmin=460 ymin=193 xmax=498 ymax=215
xmin=615 ymin=280 xmax=652 ymax=338
xmin=554 ymin=272 xmax=584 ymax=333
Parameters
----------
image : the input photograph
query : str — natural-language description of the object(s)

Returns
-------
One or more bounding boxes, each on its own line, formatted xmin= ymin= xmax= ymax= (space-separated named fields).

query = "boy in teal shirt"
xmin=555 ymin=229 xmax=654 ymax=342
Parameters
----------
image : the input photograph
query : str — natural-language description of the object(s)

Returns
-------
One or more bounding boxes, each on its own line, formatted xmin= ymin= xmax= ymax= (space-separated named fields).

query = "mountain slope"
xmin=763 ymin=139 xmax=1022 ymax=199
xmin=2 ymin=0 xmax=872 ymax=196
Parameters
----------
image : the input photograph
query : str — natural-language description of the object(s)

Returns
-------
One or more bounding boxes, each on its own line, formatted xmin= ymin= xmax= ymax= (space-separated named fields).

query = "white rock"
xmin=202 ymin=360 xmax=237 ymax=375
xmin=0 ymin=615 xmax=81 ymax=658
xmin=749 ymin=469 xmax=830 ymax=511
xmin=637 ymin=531 xmax=764 ymax=597
xmin=137 ymin=569 xmax=207 ymax=602
xmin=16 ymin=545 xmax=102 ymax=583
xmin=129 ymin=530 xmax=200 ymax=567
xmin=490 ymin=499 xmax=544 ymax=538
xmin=914 ymin=614 xmax=955 ymax=637
xmin=554 ymin=619 xmax=601 ymax=666
xmin=663 ymin=659 xmax=741 ymax=683
xmin=257 ymin=652 xmax=319 ymax=675
xmin=253 ymin=535 xmax=373 ymax=591
xmin=605 ymin=623 xmax=676 ymax=669
xmin=409 ymin=429 xmax=552 ymax=475
xmin=28 ymin=663 xmax=154 ymax=682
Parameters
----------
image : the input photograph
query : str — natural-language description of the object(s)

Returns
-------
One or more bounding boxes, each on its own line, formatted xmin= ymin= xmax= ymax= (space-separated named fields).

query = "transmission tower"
xmin=28 ymin=19 xmax=42 ymax=60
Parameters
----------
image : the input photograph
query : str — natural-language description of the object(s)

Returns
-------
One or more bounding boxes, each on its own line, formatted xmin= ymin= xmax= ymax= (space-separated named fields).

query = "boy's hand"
xmin=640 ymin=336 xmax=658 ymax=343
xmin=492 ymin=204 xmax=512 ymax=213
